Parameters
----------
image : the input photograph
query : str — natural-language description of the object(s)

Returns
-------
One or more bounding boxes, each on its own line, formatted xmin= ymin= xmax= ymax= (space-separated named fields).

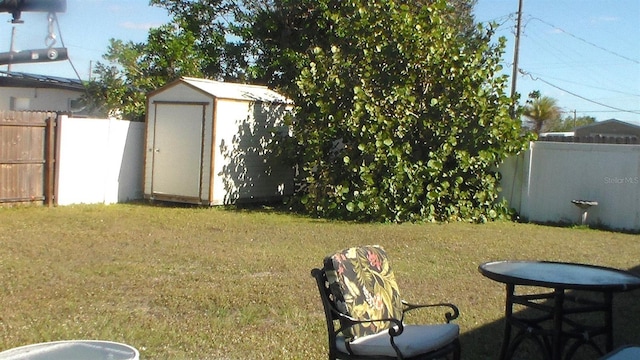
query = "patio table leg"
xmin=499 ymin=284 xmax=515 ymax=360
xmin=552 ymin=288 xmax=565 ymax=360
xmin=604 ymin=292 xmax=613 ymax=353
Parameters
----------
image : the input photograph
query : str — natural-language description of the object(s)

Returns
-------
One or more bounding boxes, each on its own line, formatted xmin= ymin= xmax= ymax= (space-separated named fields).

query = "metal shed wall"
xmin=211 ymin=98 xmax=294 ymax=205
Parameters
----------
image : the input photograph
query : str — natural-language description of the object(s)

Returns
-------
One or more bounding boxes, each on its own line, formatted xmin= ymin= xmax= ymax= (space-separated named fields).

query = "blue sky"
xmin=0 ymin=1 xmax=169 ymax=79
xmin=2 ymin=0 xmax=639 ymax=124
xmin=474 ymin=0 xmax=640 ymax=124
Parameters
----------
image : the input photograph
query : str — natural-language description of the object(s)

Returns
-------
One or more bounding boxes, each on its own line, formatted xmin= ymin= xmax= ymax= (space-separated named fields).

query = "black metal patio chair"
xmin=311 ymin=245 xmax=461 ymax=360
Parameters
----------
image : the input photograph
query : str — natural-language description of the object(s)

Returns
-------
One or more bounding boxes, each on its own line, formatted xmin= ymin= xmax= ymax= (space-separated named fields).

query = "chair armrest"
xmin=329 ymin=304 xmax=405 ymax=337
xmin=401 ymin=300 xmax=460 ymax=323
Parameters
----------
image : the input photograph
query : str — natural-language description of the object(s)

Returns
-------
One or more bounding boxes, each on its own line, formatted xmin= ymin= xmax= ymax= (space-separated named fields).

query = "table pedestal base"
xmin=500 ymin=284 xmax=613 ymax=360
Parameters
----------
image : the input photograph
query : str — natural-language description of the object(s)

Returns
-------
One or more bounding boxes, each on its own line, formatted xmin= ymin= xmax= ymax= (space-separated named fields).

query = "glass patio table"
xmin=479 ymin=260 xmax=640 ymax=360
xmin=0 ymin=340 xmax=139 ymax=360
xmin=600 ymin=345 xmax=640 ymax=360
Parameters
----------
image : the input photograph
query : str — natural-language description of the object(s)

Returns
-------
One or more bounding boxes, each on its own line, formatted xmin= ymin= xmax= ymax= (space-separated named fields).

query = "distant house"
xmin=539 ymin=119 xmax=640 ymax=144
xmin=575 ymin=119 xmax=640 ymax=142
xmin=0 ymin=70 xmax=85 ymax=113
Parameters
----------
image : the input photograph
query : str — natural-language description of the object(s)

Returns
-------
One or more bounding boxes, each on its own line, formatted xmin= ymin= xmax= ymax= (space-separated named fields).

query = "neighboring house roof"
xmin=538 ymin=119 xmax=640 ymax=144
xmin=152 ymin=77 xmax=291 ymax=104
xmin=574 ymin=119 xmax=640 ymax=137
xmin=0 ymin=70 xmax=84 ymax=92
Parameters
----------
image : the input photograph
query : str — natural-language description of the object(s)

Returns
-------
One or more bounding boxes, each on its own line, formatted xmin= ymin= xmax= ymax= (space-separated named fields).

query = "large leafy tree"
xmin=86 ymin=0 xmax=527 ymax=222
xmin=85 ymin=0 xmax=247 ymax=120
xmin=547 ymin=115 xmax=596 ymax=132
xmin=240 ymin=0 xmax=477 ymax=90
xmin=84 ymin=23 xmax=204 ymax=121
xmin=150 ymin=0 xmax=249 ymax=80
xmin=289 ymin=0 xmax=526 ymax=222
xmin=85 ymin=0 xmax=255 ymax=120
xmin=237 ymin=0 xmax=327 ymax=89
xmin=85 ymin=0 xmax=479 ymax=118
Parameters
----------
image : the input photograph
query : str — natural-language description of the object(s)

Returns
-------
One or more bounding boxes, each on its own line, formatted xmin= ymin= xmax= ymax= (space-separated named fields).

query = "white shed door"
xmin=151 ymin=103 xmax=205 ymax=199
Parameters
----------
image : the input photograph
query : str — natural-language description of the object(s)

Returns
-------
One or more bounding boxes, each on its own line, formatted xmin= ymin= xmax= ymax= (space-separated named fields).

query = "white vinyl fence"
xmin=56 ymin=116 xmax=144 ymax=205
xmin=53 ymin=120 xmax=640 ymax=232
xmin=500 ymin=141 xmax=640 ymax=232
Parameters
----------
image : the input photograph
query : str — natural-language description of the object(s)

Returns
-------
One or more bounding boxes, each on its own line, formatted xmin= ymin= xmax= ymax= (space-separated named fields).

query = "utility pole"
xmin=510 ymin=0 xmax=523 ymax=119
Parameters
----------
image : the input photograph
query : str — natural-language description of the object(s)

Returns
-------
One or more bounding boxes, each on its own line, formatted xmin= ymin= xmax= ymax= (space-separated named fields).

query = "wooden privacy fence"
xmin=0 ymin=111 xmax=57 ymax=206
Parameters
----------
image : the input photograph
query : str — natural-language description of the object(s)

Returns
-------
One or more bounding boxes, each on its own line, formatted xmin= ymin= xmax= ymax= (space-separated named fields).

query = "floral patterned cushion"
xmin=323 ymin=245 xmax=403 ymax=340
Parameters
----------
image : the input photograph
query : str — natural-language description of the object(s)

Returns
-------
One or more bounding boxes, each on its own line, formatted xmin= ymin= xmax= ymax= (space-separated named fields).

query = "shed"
xmin=144 ymin=77 xmax=294 ymax=205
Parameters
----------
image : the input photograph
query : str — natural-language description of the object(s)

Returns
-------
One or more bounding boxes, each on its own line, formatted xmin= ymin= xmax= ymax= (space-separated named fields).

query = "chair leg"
xmin=329 ymin=350 xmax=338 ymax=360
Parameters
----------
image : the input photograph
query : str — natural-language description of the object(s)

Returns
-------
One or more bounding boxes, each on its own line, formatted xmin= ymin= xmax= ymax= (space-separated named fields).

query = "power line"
xmin=524 ymin=71 xmax=640 ymax=97
xmin=477 ymin=12 xmax=515 ymax=29
xmin=528 ymin=16 xmax=640 ymax=65
xmin=578 ymin=110 xmax=640 ymax=113
xmin=520 ymin=69 xmax=640 ymax=115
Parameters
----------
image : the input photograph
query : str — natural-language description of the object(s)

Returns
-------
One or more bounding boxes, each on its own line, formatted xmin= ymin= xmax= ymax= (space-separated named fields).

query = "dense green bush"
xmin=289 ymin=0 xmax=527 ymax=222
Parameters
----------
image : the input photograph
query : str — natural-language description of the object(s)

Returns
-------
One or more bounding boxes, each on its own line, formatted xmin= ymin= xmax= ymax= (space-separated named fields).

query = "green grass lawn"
xmin=1 ymin=203 xmax=639 ymax=359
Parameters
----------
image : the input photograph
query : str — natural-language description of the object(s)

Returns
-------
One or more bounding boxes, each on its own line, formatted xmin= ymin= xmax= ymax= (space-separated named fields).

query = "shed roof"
xmin=178 ymin=77 xmax=291 ymax=104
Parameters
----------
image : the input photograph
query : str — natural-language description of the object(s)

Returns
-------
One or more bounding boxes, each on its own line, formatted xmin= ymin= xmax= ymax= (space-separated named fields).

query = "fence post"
xmin=44 ymin=114 xmax=56 ymax=207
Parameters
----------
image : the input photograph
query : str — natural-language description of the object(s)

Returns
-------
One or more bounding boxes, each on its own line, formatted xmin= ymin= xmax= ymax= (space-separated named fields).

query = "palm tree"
xmin=523 ymin=94 xmax=561 ymax=135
